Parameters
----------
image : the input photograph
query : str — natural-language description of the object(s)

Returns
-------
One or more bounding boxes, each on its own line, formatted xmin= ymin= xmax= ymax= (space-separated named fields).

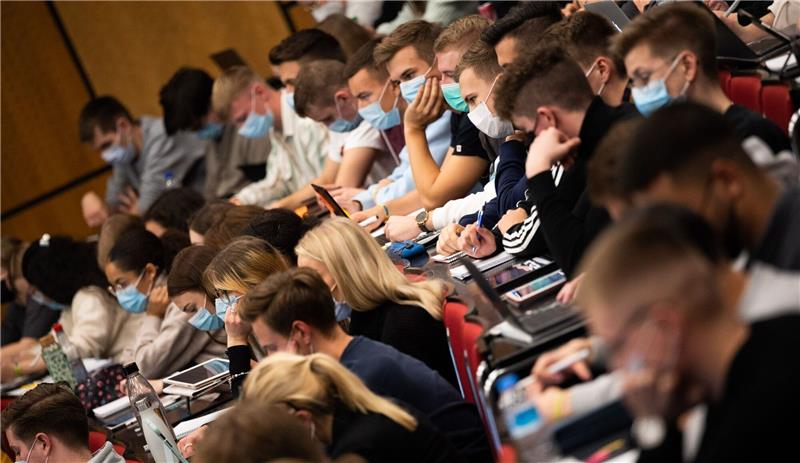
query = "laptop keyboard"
xmin=518 ymin=301 xmax=577 ymax=334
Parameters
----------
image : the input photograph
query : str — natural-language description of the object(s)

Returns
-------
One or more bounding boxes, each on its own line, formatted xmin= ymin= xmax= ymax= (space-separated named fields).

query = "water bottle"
xmin=496 ymin=374 xmax=555 ymax=462
xmin=164 ymin=171 xmax=176 ymax=189
xmin=124 ymin=362 xmax=180 ymax=463
xmin=52 ymin=323 xmax=88 ymax=384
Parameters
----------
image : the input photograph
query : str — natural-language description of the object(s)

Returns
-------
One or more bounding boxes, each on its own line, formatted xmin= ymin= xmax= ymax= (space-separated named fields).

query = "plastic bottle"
xmin=164 ymin=171 xmax=176 ymax=189
xmin=52 ymin=323 xmax=88 ymax=384
xmin=124 ymin=362 xmax=180 ymax=463
xmin=496 ymin=374 xmax=555 ymax=462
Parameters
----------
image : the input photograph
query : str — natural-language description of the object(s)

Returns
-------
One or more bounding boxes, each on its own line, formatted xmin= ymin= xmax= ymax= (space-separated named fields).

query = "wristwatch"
xmin=415 ymin=210 xmax=432 ymax=233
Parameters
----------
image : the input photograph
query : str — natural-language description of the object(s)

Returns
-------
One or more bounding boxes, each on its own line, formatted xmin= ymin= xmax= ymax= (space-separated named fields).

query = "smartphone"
xmin=505 ymin=270 xmax=566 ymax=304
xmin=488 ymin=259 xmax=555 ymax=292
xmin=311 ymin=184 xmax=349 ymax=217
xmin=163 ymin=359 xmax=230 ymax=389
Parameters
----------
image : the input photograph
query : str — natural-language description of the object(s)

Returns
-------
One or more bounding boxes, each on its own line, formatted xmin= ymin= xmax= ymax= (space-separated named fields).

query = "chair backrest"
xmin=88 ymin=431 xmax=126 ymax=457
xmin=462 ymin=320 xmax=504 ymax=460
xmin=761 ymin=83 xmax=793 ymax=134
xmin=442 ymin=299 xmax=473 ymax=403
xmin=728 ymin=75 xmax=763 ymax=113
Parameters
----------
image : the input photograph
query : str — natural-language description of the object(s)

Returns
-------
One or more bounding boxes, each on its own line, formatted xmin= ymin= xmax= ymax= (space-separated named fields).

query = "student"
xmin=293 ymin=59 xmax=392 ymax=188
xmin=8 ymin=236 xmax=142 ymax=379
xmin=203 ymin=237 xmax=289 ymax=395
xmin=340 ymin=39 xmax=450 ymax=220
xmin=462 ymin=46 xmax=638 ymax=276
xmin=238 ymin=268 xmax=491 ymax=463
xmin=577 ymin=205 xmax=800 ymax=462
xmin=193 ymin=402 xmax=327 ymax=463
xmin=142 ymin=187 xmax=205 ymax=236
xmin=2 ymin=383 xmax=125 ymax=463
xmin=78 ymin=96 xmax=206 ymax=215
xmin=188 ymin=200 xmax=234 ymax=245
xmin=159 ymin=67 xmax=270 ymax=200
xmin=611 ymin=2 xmax=790 ymax=152
xmin=618 ymin=102 xmax=800 ymax=270
xmin=81 ymin=191 xmax=109 ymax=229
xmin=541 ymin=11 xmax=629 ymax=107
xmin=295 ymin=217 xmax=456 ymax=386
xmin=242 ymin=208 xmax=319 ymax=265
xmin=268 ymin=28 xmax=347 ymax=94
xmin=243 ymin=353 xmax=466 ymax=463
xmin=480 ymin=1 xmax=563 ymax=68
xmin=382 ymin=18 xmax=492 ymax=211
xmin=212 ymin=66 xmax=330 ymax=208
xmin=167 ymin=246 xmax=227 ymax=343
xmin=105 ymin=227 xmax=222 ymax=378
xmin=387 ymin=40 xmax=514 ymax=243
xmin=202 ymin=205 xmax=265 ymax=252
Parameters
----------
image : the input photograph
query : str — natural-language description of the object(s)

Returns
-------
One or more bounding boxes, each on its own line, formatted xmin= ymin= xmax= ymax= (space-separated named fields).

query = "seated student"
xmin=242 ymin=208 xmax=319 ymax=265
xmin=712 ymin=0 xmax=800 ymax=44
xmin=269 ymin=28 xmax=347 ymax=95
xmin=387 ymin=40 xmax=514 ymax=243
xmin=612 ymin=2 xmax=790 ymax=152
xmin=105 ymin=227 xmax=222 ymax=378
xmin=618 ymin=102 xmax=800 ymax=270
xmin=293 ymin=59 xmax=392 ymax=188
xmin=78 ymin=96 xmax=206 ymax=216
xmin=541 ymin=11 xmax=629 ymax=107
xmin=158 ymin=67 xmax=270 ymax=200
xmin=188 ymin=200 xmax=234 ymax=245
xmin=81 ymin=191 xmax=109 ymax=229
xmin=2 ymin=383 xmax=125 ymax=463
xmin=460 ymin=47 xmax=638 ymax=276
xmin=142 ymin=187 xmax=205 ymax=236
xmin=193 ymin=401 xmax=328 ymax=463
xmin=202 ymin=205 xmax=265 ymax=251
xmin=480 ymin=1 xmax=563 ymax=68
xmin=167 ymin=246 xmax=227 ymax=344
xmin=238 ymin=268 xmax=491 ymax=463
xmin=203 ymin=237 xmax=289 ymax=395
xmin=295 ymin=217 xmax=456 ymax=386
xmin=338 ymin=39 xmax=449 ymax=219
xmin=5 ymin=236 xmax=142 ymax=380
xmin=577 ymin=206 xmax=800 ymax=462
xmin=382 ymin=18 xmax=492 ymax=212
xmin=243 ymin=353 xmax=467 ymax=463
xmin=212 ymin=66 xmax=330 ymax=208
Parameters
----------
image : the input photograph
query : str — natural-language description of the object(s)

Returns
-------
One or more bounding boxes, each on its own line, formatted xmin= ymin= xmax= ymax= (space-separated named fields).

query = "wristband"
xmin=13 ymin=362 xmax=23 ymax=377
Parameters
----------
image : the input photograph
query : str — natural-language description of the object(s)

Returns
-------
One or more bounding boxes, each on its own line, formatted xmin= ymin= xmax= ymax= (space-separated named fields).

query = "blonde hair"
xmin=211 ymin=65 xmax=262 ymax=121
xmin=243 ymin=353 xmax=417 ymax=431
xmin=433 ymin=15 xmax=491 ymax=54
xmin=296 ymin=217 xmax=445 ymax=319
xmin=204 ymin=236 xmax=288 ymax=294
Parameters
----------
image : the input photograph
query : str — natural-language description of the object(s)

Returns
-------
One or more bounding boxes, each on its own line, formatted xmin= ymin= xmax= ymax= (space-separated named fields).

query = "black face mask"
xmin=1 ymin=280 xmax=16 ymax=304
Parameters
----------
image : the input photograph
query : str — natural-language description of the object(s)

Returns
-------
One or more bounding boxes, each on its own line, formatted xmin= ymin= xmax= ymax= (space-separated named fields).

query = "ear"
xmin=36 ymin=433 xmax=52 ymax=455
xmin=536 ymin=106 xmax=557 ymax=131
xmin=291 ymin=320 xmax=313 ymax=344
xmin=115 ymin=116 xmax=131 ymax=132
xmin=596 ymin=56 xmax=613 ymax=83
xmin=649 ymin=301 xmax=683 ymax=331
xmin=709 ymin=158 xmax=744 ymax=200
xmin=144 ymin=262 xmax=159 ymax=280
xmin=680 ymin=51 xmax=699 ymax=84
xmin=293 ymin=409 xmax=315 ymax=427
xmin=334 ymin=88 xmax=350 ymax=103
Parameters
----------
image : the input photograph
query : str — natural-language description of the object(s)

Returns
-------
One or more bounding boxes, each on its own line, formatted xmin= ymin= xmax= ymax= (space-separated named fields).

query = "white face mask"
xmin=17 ymin=437 xmax=47 ymax=463
xmin=467 ymin=75 xmax=514 ymax=139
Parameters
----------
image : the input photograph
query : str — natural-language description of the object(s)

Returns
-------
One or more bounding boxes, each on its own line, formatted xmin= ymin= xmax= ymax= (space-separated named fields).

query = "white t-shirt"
xmin=327 ymin=119 xmax=393 ymax=185
xmin=769 ymin=0 xmax=800 ymax=30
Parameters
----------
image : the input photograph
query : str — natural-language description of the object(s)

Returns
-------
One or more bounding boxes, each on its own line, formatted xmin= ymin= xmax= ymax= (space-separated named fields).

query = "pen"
xmin=545 ymin=348 xmax=591 ymax=375
xmin=471 ymin=203 xmax=486 ymax=254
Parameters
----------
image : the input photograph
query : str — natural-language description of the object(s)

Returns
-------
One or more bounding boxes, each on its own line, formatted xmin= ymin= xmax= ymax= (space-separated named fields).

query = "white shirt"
xmin=327 ymin=119 xmax=392 ymax=186
xmin=430 ymin=157 xmax=501 ymax=230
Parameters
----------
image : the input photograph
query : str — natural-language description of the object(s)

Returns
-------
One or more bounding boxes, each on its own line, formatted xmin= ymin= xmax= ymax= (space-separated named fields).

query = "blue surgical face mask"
xmin=399 ymin=60 xmax=436 ymax=103
xmin=359 ymin=80 xmax=402 ymax=130
xmin=631 ymin=54 xmax=685 ymax=117
xmin=197 ymin=122 xmax=223 ymax=140
xmin=214 ymin=294 xmax=241 ymax=320
xmin=116 ymin=270 xmax=150 ymax=314
xmin=284 ymin=90 xmax=295 ymax=111
xmin=30 ymin=290 xmax=68 ymax=311
xmin=441 ymin=82 xmax=469 ymax=112
xmin=328 ymin=98 xmax=363 ymax=133
xmin=334 ymin=299 xmax=352 ymax=322
xmin=189 ymin=297 xmax=225 ymax=331
xmin=101 ymin=129 xmax=136 ymax=164
xmin=239 ymin=88 xmax=274 ymax=138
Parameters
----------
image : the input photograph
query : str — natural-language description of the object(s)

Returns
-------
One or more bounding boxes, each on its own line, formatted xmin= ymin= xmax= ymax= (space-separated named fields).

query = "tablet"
xmin=311 ymin=184 xmax=349 ymax=217
xmin=163 ymin=359 xmax=229 ymax=389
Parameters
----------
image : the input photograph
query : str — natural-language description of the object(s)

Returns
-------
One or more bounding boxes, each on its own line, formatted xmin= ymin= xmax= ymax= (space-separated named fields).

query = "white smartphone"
xmin=505 ymin=270 xmax=566 ymax=304
xmin=163 ymin=358 xmax=229 ymax=389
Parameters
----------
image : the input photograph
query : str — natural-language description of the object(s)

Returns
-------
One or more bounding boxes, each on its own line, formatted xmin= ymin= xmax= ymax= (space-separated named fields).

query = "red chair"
xmin=443 ymin=299 xmax=473 ymax=403
xmin=718 ymin=70 xmax=732 ymax=97
xmin=88 ymin=431 xmax=126 ymax=457
xmin=728 ymin=75 xmax=763 ymax=113
xmin=761 ymin=83 xmax=793 ymax=134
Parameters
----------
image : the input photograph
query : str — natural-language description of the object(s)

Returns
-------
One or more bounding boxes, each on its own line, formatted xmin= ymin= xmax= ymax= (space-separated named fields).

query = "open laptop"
xmin=460 ymin=258 xmax=581 ymax=336
xmin=712 ymin=11 xmax=794 ymax=65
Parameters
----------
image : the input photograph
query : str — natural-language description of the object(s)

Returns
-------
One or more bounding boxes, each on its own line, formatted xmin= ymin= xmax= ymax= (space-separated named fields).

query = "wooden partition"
xmin=1 ymin=1 xmax=313 ymax=241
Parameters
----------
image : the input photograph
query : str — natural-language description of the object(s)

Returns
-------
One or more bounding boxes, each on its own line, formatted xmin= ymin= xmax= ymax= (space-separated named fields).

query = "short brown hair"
xmin=2 ymin=383 xmax=89 ymax=451
xmin=268 ymin=29 xmax=345 ymax=66
xmin=193 ymin=401 xmax=325 ymax=463
xmin=239 ymin=267 xmax=337 ymax=336
xmin=510 ymin=16 xmax=564 ymax=56
xmin=374 ymin=20 xmax=443 ymax=68
xmin=494 ymin=46 xmax=594 ymax=120
xmin=317 ymin=13 xmax=372 ymax=59
xmin=611 ymin=3 xmax=717 ymax=79
xmin=455 ymin=40 xmax=502 ymax=83
xmin=343 ymin=38 xmax=387 ymax=81
xmin=211 ymin=66 xmax=262 ymax=121
xmin=189 ymin=200 xmax=235 ymax=235
xmin=203 ymin=205 xmax=265 ymax=252
xmin=293 ymin=59 xmax=347 ymax=118
xmin=78 ymin=96 xmax=133 ymax=142
xmin=167 ymin=245 xmax=216 ymax=298
xmin=587 ymin=118 xmax=642 ymax=204
xmin=97 ymin=214 xmax=144 ymax=269
xmin=433 ymin=15 xmax=491 ymax=54
xmin=544 ymin=11 xmax=626 ymax=75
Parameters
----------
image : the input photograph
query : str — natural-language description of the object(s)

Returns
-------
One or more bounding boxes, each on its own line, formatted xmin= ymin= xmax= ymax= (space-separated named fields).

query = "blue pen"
xmin=471 ymin=203 xmax=486 ymax=254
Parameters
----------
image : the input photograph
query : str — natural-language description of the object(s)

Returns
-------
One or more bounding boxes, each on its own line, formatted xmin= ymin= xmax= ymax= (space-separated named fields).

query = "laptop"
xmin=460 ymin=258 xmax=581 ymax=336
xmin=584 ymin=1 xmax=631 ymax=32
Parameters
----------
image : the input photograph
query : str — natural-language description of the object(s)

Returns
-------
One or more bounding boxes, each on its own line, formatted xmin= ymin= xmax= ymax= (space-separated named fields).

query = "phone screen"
xmin=166 ymin=359 xmax=229 ymax=386
xmin=489 ymin=262 xmax=536 ymax=286
xmin=508 ymin=270 xmax=566 ymax=301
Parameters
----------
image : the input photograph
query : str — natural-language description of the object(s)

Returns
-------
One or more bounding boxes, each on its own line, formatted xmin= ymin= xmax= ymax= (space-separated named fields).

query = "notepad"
xmin=173 ymin=407 xmax=232 ymax=439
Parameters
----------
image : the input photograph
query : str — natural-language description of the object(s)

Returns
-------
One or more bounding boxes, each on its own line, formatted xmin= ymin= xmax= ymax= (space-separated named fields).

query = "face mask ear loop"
xmin=250 ymin=85 xmax=258 ymax=114
xmin=484 ymin=74 xmax=501 ymax=105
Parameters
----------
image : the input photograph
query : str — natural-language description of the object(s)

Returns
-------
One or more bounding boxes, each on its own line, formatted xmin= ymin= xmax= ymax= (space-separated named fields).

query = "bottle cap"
xmin=52 ymin=322 xmax=63 ymax=333
xmin=123 ymin=362 xmax=139 ymax=376
xmin=496 ymin=373 xmax=519 ymax=393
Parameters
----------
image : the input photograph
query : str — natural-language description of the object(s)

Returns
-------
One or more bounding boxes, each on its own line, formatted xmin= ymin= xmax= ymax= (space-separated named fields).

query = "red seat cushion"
xmin=442 ymin=300 xmax=473 ymax=403
xmin=728 ymin=75 xmax=763 ymax=113
xmin=761 ymin=83 xmax=793 ymax=134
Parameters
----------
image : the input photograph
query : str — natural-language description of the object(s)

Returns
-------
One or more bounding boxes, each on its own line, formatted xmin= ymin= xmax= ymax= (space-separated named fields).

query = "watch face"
xmin=415 ymin=210 xmax=427 ymax=222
